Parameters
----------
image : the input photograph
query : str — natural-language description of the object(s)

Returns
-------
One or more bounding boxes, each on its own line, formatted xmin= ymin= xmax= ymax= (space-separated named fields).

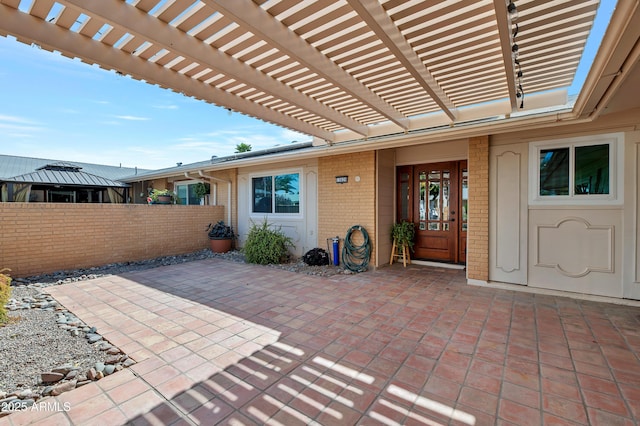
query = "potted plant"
xmin=148 ymin=189 xmax=174 ymax=204
xmin=194 ymin=182 xmax=210 ymax=205
xmin=390 ymin=221 xmax=415 ymax=266
xmin=391 ymin=221 xmax=415 ymax=251
xmin=207 ymin=220 xmax=235 ymax=253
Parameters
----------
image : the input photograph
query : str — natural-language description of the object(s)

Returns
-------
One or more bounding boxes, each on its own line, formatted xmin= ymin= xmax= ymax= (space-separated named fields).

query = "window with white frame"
xmin=175 ymin=182 xmax=202 ymax=205
xmin=530 ymin=133 xmax=623 ymax=204
xmin=252 ymin=172 xmax=300 ymax=214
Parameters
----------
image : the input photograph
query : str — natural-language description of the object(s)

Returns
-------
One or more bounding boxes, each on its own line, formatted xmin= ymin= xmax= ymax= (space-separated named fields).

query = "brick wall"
xmin=0 ymin=203 xmax=224 ymax=277
xmin=467 ymin=135 xmax=489 ymax=281
xmin=318 ymin=152 xmax=376 ymax=266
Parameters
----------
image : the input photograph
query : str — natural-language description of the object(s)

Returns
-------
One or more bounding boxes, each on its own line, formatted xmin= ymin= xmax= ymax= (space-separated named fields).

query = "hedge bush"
xmin=243 ymin=220 xmax=294 ymax=265
xmin=0 ymin=268 xmax=12 ymax=325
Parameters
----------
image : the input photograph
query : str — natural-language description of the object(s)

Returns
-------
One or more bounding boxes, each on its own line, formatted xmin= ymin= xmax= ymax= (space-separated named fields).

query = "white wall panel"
xmin=528 ymin=208 xmax=623 ymax=298
xmin=489 ymin=143 xmax=528 ymax=284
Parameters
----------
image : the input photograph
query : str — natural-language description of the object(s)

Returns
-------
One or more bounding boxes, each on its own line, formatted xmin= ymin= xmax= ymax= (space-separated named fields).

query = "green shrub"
xmin=243 ymin=220 xmax=294 ymax=265
xmin=0 ymin=268 xmax=12 ymax=325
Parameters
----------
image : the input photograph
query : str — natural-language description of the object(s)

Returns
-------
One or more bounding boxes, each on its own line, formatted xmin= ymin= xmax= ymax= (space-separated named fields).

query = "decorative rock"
xmin=106 ymin=347 xmax=121 ymax=355
xmin=122 ymin=358 xmax=136 ymax=368
xmin=104 ymin=365 xmax=116 ymax=376
xmin=94 ymin=362 xmax=105 ymax=373
xmin=86 ymin=333 xmax=103 ymax=343
xmin=105 ymin=355 xmax=121 ymax=365
xmin=95 ymin=371 xmax=104 ymax=380
xmin=87 ymin=368 xmax=98 ymax=381
xmin=50 ymin=380 xmax=76 ymax=396
xmin=20 ymin=399 xmax=35 ymax=408
xmin=98 ymin=343 xmax=113 ymax=351
xmin=65 ymin=370 xmax=78 ymax=380
xmin=41 ymin=372 xmax=64 ymax=384
xmin=76 ymin=380 xmax=92 ymax=388
xmin=41 ymin=386 xmax=55 ymax=396
xmin=0 ymin=397 xmax=18 ymax=406
xmin=76 ymin=374 xmax=87 ymax=382
xmin=18 ymin=389 xmax=33 ymax=398
xmin=0 ymin=391 xmax=5 ymax=399
xmin=52 ymin=365 xmax=74 ymax=375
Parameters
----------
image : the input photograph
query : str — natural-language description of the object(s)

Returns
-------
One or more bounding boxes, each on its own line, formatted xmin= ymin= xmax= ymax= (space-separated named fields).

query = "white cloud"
xmin=152 ymin=104 xmax=179 ymax=110
xmin=0 ymin=114 xmax=37 ymax=124
xmin=114 ymin=115 xmax=151 ymax=121
xmin=280 ymin=128 xmax=308 ymax=143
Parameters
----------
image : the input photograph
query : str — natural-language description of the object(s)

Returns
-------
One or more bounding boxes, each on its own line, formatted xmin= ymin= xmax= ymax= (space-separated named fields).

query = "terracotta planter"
xmin=210 ymin=238 xmax=232 ymax=253
xmin=155 ymin=195 xmax=172 ymax=204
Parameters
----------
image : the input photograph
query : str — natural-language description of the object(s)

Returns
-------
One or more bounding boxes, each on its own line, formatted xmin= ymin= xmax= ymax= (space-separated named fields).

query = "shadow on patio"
xmin=5 ymin=259 xmax=640 ymax=425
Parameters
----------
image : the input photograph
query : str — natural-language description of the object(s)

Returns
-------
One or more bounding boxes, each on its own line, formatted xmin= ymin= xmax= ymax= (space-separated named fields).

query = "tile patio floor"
xmin=2 ymin=259 xmax=640 ymax=425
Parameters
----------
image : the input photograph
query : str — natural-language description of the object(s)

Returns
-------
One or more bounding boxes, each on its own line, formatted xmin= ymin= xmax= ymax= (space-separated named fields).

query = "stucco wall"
xmin=236 ymin=160 xmax=317 ymax=257
xmin=318 ymin=152 xmax=376 ymax=267
xmin=0 ymin=203 xmax=224 ymax=277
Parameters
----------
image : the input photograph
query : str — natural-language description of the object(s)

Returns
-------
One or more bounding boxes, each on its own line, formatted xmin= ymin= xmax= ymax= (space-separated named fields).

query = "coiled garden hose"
xmin=342 ymin=225 xmax=371 ymax=272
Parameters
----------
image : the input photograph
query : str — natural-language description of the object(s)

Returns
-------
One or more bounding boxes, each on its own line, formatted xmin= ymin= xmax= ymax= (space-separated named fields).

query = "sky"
xmin=0 ymin=1 xmax=616 ymax=171
xmin=0 ymin=37 xmax=307 ymax=170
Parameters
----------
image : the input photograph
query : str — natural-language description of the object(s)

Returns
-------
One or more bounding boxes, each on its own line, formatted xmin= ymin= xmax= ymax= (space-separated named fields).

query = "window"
xmin=530 ymin=134 xmax=622 ymax=204
xmin=252 ymin=172 xmax=300 ymax=214
xmin=175 ymin=182 xmax=201 ymax=205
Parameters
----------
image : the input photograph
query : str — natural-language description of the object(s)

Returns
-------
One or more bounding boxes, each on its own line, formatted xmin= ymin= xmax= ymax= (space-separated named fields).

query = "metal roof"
xmin=2 ymin=161 xmax=130 ymax=187
xmin=0 ymin=0 xmax=602 ymax=145
xmin=0 ymin=154 xmax=148 ymax=181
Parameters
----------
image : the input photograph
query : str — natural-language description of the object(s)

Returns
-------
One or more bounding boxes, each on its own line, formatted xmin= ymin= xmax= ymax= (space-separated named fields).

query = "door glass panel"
xmin=400 ymin=182 xmax=409 ymax=221
xmin=187 ymin=184 xmax=199 ymax=205
xmin=177 ymin=185 xmax=188 ymax=205
xmin=442 ymin=171 xmax=450 ymax=222
xmin=419 ymin=181 xmax=426 ymax=221
xmin=428 ymin=223 xmax=439 ymax=231
xmin=419 ymin=172 xmax=427 ymax=230
xmin=428 ymin=171 xmax=440 ymax=221
xmin=461 ymin=168 xmax=468 ymax=232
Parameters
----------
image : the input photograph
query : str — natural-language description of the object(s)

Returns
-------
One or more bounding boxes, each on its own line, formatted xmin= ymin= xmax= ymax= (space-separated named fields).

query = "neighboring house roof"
xmin=0 ymin=155 xmax=148 ymax=186
xmin=124 ymin=141 xmax=316 ymax=181
xmin=3 ymin=162 xmax=129 ymax=188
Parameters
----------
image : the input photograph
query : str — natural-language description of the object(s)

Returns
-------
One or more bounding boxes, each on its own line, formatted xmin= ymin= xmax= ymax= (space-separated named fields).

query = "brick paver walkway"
xmin=2 ymin=259 xmax=640 ymax=425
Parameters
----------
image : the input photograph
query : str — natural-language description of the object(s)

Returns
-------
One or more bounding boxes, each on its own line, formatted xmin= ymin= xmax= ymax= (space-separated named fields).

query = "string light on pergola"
xmin=508 ymin=0 xmax=524 ymax=108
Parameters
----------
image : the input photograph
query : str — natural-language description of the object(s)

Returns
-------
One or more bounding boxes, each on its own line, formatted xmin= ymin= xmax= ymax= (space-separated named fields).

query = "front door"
xmin=397 ymin=161 xmax=467 ymax=264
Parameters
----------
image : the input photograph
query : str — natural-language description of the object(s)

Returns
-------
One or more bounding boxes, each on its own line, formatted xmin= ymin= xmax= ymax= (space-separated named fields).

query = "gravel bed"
xmin=0 ymin=287 xmax=111 ymax=396
xmin=1 ymin=249 xmax=348 ymax=405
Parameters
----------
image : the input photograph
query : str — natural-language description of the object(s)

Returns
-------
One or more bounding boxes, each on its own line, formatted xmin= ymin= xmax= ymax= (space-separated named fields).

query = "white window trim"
xmin=529 ymin=133 xmax=624 ymax=206
xmin=249 ymin=168 xmax=303 ymax=219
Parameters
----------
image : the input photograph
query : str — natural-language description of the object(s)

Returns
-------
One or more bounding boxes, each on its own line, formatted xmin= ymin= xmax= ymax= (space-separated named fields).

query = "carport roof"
xmin=0 ymin=0 xmax=605 ymax=145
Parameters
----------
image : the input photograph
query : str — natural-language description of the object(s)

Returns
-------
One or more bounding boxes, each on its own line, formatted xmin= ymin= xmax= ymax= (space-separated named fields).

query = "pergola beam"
xmin=59 ymin=0 xmax=368 ymax=137
xmin=347 ymin=0 xmax=457 ymax=122
xmin=494 ymin=0 xmax=519 ymax=112
xmin=0 ymin=4 xmax=336 ymax=142
xmin=206 ymin=0 xmax=410 ymax=131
